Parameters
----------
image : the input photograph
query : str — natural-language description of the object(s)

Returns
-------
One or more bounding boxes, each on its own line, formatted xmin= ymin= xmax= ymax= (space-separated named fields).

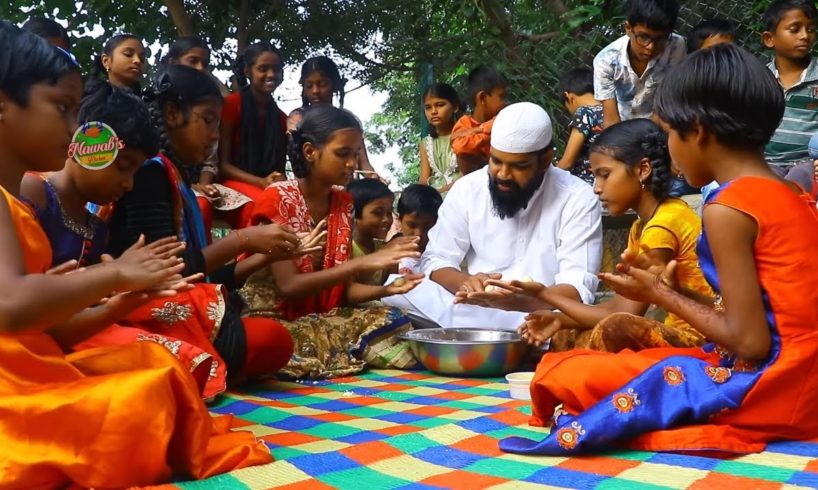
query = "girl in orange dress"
xmin=502 ymin=43 xmax=818 ymax=455
xmin=0 ymin=22 xmax=271 ymax=487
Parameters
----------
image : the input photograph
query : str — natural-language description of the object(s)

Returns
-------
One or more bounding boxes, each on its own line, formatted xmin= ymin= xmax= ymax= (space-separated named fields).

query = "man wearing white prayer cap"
xmin=384 ymin=102 xmax=602 ymax=331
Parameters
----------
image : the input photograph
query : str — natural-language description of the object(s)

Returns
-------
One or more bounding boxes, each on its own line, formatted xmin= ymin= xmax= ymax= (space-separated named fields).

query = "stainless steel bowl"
xmin=399 ymin=328 xmax=529 ymax=377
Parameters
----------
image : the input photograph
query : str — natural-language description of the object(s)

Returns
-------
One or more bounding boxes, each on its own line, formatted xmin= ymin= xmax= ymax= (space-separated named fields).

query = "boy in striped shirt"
xmin=763 ymin=0 xmax=818 ymax=193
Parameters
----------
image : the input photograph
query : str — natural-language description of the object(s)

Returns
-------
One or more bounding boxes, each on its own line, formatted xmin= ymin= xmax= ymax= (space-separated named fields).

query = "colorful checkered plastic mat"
xmin=160 ymin=369 xmax=818 ymax=489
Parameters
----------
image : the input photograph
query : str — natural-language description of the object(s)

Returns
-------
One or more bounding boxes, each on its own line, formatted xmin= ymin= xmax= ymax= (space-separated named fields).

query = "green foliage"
xmin=365 ymin=0 xmax=771 ymax=185
xmin=4 ymin=0 xmax=772 ymax=187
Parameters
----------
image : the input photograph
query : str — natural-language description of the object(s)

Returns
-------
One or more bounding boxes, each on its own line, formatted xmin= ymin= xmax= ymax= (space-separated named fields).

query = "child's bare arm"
xmin=419 ymin=139 xmax=431 ymax=185
xmin=602 ymin=204 xmax=770 ymax=360
xmin=601 ymin=99 xmax=621 ymax=128
xmin=556 ymin=129 xmax=588 ymax=171
xmin=0 ymin=197 xmax=182 ymax=333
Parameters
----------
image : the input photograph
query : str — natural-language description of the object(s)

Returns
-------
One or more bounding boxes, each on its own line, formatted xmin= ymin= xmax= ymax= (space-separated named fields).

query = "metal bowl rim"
xmin=398 ymin=328 xmax=523 ymax=345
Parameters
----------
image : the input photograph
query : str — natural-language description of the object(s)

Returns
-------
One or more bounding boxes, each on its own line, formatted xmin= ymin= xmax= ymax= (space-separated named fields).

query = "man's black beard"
xmin=488 ymin=169 xmax=546 ymax=219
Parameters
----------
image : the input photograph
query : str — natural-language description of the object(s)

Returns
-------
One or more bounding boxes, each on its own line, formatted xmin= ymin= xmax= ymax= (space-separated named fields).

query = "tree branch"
xmin=524 ymin=31 xmax=561 ymax=42
xmin=335 ymin=44 xmax=415 ymax=73
xmin=248 ymin=0 xmax=284 ymax=34
xmin=475 ymin=0 xmax=516 ymax=48
xmin=162 ymin=0 xmax=194 ymax=36
xmin=542 ymin=0 xmax=569 ymax=16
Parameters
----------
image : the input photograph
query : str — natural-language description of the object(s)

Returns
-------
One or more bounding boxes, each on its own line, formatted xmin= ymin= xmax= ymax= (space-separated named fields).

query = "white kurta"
xmin=384 ymin=166 xmax=603 ymax=330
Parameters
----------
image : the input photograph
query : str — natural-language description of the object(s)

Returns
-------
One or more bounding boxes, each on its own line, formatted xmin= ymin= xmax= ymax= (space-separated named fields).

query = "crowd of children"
xmin=4 ymin=0 xmax=818 ymax=485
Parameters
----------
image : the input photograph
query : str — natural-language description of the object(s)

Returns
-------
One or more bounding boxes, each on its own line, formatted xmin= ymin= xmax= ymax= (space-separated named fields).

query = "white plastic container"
xmin=505 ymin=371 xmax=535 ymax=400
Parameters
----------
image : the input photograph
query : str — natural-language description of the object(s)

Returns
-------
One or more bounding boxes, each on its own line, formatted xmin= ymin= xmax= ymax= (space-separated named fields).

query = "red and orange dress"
xmin=0 ymin=185 xmax=272 ymax=488
xmin=196 ymin=87 xmax=288 ymax=234
xmin=239 ymin=180 xmax=418 ymax=379
xmin=501 ymin=177 xmax=818 ymax=455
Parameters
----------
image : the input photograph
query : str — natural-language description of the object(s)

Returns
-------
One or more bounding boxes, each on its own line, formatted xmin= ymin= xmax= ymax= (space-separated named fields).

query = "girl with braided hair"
xmin=106 ymin=65 xmax=325 ymax=386
xmin=500 ymin=119 xmax=711 ymax=353
xmin=0 ymin=22 xmax=271 ymax=487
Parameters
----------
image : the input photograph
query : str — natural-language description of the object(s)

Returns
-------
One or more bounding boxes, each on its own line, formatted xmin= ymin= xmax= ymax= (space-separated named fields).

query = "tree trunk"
xmin=237 ymin=0 xmax=250 ymax=54
xmin=163 ymin=0 xmax=194 ymax=36
xmin=476 ymin=0 xmax=517 ymax=50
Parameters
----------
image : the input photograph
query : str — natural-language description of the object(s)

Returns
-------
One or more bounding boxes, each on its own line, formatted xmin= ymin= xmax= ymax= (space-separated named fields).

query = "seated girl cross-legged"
xmin=96 ymin=65 xmax=323 ymax=389
xmin=240 ymin=106 xmax=424 ymax=379
xmin=499 ymin=43 xmax=818 ymax=456
xmin=502 ymin=119 xmax=712 ymax=353
xmin=0 ymin=22 xmax=271 ymax=487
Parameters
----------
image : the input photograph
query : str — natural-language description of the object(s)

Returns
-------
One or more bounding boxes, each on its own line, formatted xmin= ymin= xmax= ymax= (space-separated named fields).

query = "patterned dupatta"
xmin=251 ymin=180 xmax=353 ymax=321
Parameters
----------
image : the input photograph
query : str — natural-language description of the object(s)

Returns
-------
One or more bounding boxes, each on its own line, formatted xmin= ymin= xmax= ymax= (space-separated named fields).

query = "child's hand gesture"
xmin=383 ymin=273 xmax=424 ymax=297
xmin=106 ymin=235 xmax=186 ymax=293
xmin=295 ymin=219 xmax=327 ymax=256
xmin=621 ymin=245 xmax=677 ymax=290
xmin=599 ymin=257 xmax=677 ymax=304
xmin=241 ymin=224 xmax=301 ymax=259
xmin=356 ymin=237 xmax=420 ymax=273
xmin=518 ymin=310 xmax=561 ymax=347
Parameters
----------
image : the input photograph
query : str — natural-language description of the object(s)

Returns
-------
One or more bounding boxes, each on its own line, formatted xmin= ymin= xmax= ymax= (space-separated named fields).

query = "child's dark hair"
xmin=80 ymin=83 xmax=159 ymax=157
xmin=287 ymin=106 xmax=362 ymax=178
xmin=557 ymin=68 xmax=594 ymax=102
xmin=162 ymin=36 xmax=210 ymax=66
xmin=397 ymin=184 xmax=443 ymax=219
xmin=626 ymin=0 xmax=680 ymax=33
xmin=347 ymin=179 xmax=394 ymax=219
xmin=686 ymin=19 xmax=736 ymax=53
xmin=232 ymin=41 xmax=283 ymax=88
xmin=142 ymin=65 xmax=222 ymax=163
xmin=22 ymin=17 xmax=69 ymax=47
xmin=654 ymin=43 xmax=784 ymax=151
xmin=0 ymin=21 xmax=80 ymax=106
xmin=423 ymin=83 xmax=461 ymax=137
xmin=299 ymin=56 xmax=346 ymax=108
xmin=466 ymin=66 xmax=507 ymax=109
xmin=762 ymin=0 xmax=818 ymax=32
xmin=590 ymin=119 xmax=671 ymax=200
xmin=90 ymin=34 xmax=142 ymax=80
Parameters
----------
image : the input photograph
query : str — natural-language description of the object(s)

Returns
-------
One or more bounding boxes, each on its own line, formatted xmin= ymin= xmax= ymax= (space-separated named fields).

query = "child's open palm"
xmin=599 ymin=258 xmax=677 ymax=304
xmin=383 ymin=273 xmax=424 ymax=297
xmin=357 ymin=237 xmax=420 ymax=272
xmin=104 ymin=235 xmax=186 ymax=293
xmin=518 ymin=310 xmax=562 ymax=347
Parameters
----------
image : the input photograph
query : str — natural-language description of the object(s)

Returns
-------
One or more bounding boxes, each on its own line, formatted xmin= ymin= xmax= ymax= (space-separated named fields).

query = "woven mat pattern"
xmin=159 ymin=369 xmax=818 ymax=489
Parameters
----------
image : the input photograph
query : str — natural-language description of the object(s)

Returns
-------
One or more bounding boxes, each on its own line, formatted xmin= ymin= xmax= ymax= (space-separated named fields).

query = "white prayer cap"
xmin=490 ymin=102 xmax=553 ymax=154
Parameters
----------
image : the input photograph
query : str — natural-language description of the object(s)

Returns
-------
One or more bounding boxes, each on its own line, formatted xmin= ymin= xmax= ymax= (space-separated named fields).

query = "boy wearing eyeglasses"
xmin=593 ymin=0 xmax=685 ymax=128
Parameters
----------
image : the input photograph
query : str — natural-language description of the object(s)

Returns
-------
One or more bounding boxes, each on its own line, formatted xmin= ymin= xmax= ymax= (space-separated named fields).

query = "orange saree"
xmin=0 ymin=186 xmax=272 ymax=488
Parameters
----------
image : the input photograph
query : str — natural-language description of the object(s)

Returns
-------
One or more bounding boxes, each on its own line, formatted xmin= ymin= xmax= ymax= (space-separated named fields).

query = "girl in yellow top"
xmin=505 ymin=119 xmax=712 ymax=352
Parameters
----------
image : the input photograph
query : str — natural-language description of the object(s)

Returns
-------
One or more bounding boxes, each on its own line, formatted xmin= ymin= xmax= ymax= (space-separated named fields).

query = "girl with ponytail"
xmin=240 ymin=105 xmax=421 ymax=379
xmin=507 ymin=119 xmax=713 ymax=353
xmin=106 ymin=64 xmax=324 ymax=385
xmin=89 ymin=33 xmax=145 ymax=92
xmin=217 ymin=42 xmax=287 ymax=200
